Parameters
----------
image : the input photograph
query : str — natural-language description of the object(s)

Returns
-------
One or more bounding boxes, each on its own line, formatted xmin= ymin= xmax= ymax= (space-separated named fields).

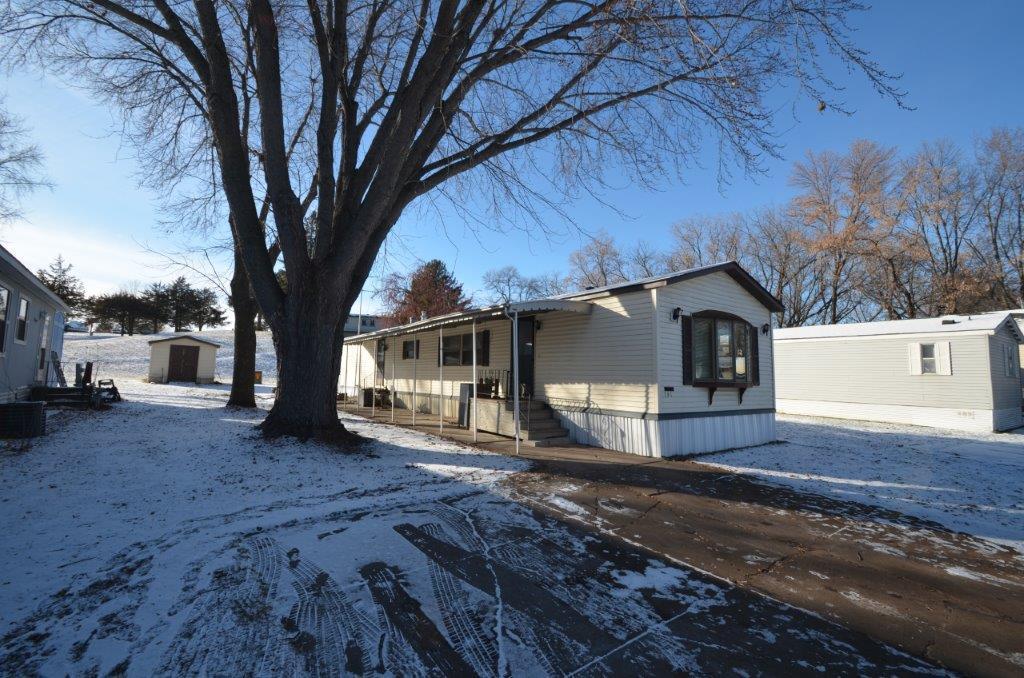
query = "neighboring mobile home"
xmin=0 ymin=245 xmax=70 ymax=401
xmin=340 ymin=261 xmax=783 ymax=457
xmin=774 ymin=314 xmax=1024 ymax=433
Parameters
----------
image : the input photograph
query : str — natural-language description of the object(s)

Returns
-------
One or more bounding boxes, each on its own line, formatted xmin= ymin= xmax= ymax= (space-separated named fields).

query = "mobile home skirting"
xmin=777 ymin=398 xmax=1022 ymax=433
xmin=549 ymin=406 xmax=776 ymax=458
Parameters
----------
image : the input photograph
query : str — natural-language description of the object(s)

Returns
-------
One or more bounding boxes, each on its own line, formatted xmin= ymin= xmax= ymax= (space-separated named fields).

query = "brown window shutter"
xmin=681 ymin=315 xmax=693 ymax=385
xmin=751 ymin=326 xmax=760 ymax=386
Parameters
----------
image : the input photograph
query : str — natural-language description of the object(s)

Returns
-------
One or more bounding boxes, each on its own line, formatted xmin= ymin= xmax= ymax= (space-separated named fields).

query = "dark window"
xmin=375 ymin=340 xmax=387 ymax=373
xmin=437 ymin=330 xmax=491 ymax=367
xmin=0 ymin=286 xmax=8 ymax=353
xmin=15 ymin=298 xmax=28 ymax=342
xmin=686 ymin=311 xmax=756 ymax=387
xmin=442 ymin=335 xmax=462 ymax=365
xmin=476 ymin=330 xmax=490 ymax=366
xmin=402 ymin=339 xmax=419 ymax=359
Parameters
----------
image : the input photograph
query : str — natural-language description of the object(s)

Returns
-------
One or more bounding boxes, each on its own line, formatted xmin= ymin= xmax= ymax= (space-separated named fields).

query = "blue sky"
xmin=2 ymin=0 xmax=1023 ymax=314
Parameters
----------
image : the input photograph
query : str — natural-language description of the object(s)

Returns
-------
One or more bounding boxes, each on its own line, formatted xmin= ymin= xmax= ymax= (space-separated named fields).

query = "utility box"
xmin=0 ymin=401 xmax=46 ymax=438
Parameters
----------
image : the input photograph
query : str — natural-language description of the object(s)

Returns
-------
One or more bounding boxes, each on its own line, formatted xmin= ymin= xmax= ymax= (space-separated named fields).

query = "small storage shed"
xmin=148 ymin=336 xmax=219 ymax=384
xmin=774 ymin=313 xmax=1024 ymax=433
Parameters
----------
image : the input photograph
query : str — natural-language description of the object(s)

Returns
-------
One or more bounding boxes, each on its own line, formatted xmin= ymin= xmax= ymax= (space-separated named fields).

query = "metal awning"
xmin=344 ymin=299 xmax=592 ymax=343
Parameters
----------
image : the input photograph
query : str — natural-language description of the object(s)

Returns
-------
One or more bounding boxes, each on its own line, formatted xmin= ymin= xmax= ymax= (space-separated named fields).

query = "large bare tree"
xmin=0 ymin=101 xmax=47 ymax=221
xmin=2 ymin=0 xmax=901 ymax=440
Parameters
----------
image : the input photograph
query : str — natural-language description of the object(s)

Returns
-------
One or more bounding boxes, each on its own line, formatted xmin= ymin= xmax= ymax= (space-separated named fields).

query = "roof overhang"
xmin=0 ymin=244 xmax=71 ymax=313
xmin=557 ymin=261 xmax=784 ymax=313
xmin=344 ymin=299 xmax=592 ymax=343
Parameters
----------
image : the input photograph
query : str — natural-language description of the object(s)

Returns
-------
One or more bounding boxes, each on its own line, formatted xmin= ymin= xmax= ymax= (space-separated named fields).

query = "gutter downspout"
xmin=503 ymin=305 xmax=521 ymax=456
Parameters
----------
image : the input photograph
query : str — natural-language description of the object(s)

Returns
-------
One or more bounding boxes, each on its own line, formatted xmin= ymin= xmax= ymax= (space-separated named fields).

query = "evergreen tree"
xmin=141 ymin=282 xmax=171 ymax=333
xmin=189 ymin=288 xmax=227 ymax=330
xmin=380 ymin=260 xmax=471 ymax=325
xmin=36 ymin=255 xmax=86 ymax=316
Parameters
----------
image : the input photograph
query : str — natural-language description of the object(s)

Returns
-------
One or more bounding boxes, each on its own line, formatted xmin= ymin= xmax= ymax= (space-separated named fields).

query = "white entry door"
xmin=36 ymin=312 xmax=50 ymax=383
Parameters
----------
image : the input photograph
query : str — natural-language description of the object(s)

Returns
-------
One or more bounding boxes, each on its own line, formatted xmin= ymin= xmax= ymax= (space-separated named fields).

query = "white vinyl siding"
xmin=655 ymin=271 xmax=775 ymax=414
xmin=776 ymin=333 xmax=995 ymax=410
xmin=534 ymin=290 xmax=656 ymax=414
xmin=989 ymin=327 xmax=1024 ymax=411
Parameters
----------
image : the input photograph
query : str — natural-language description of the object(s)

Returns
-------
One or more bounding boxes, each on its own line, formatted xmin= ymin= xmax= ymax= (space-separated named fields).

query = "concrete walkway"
xmin=341 ymin=403 xmax=1024 ymax=676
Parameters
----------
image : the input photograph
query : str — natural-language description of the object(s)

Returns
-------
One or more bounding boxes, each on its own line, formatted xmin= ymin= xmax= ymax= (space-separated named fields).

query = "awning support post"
xmin=355 ymin=341 xmax=362 ymax=411
xmin=472 ymin=317 xmax=478 ymax=442
xmin=390 ymin=335 xmax=396 ymax=423
xmin=412 ymin=335 xmax=417 ymax=425
xmin=512 ymin=310 xmax=521 ymax=456
xmin=439 ymin=326 xmax=444 ymax=433
xmin=371 ymin=340 xmax=376 ymax=418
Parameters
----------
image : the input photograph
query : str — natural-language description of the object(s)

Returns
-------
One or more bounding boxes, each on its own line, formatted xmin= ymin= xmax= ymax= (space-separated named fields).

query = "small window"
xmin=402 ymin=340 xmax=419 ymax=360
xmin=693 ymin=318 xmax=712 ymax=380
xmin=920 ymin=343 xmax=937 ymax=374
xmin=1007 ymin=345 xmax=1017 ymax=378
xmin=0 ymin=286 xmax=8 ymax=353
xmin=15 ymin=298 xmax=29 ymax=342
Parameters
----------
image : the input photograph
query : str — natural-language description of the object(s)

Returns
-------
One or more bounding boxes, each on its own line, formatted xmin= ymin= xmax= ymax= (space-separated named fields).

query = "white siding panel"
xmin=535 ymin=291 xmax=656 ymax=413
xmin=775 ymin=333 xmax=995 ymax=409
xmin=550 ymin=406 xmax=776 ymax=458
xmin=655 ymin=271 xmax=775 ymax=414
xmin=989 ymin=328 xmax=1024 ymax=411
xmin=658 ymin=412 xmax=776 ymax=457
xmin=777 ymin=398 xmax=999 ymax=433
xmin=551 ymin=406 xmax=661 ymax=457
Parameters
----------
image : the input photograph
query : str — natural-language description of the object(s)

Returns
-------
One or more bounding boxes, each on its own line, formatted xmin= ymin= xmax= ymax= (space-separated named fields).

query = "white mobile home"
xmin=0 ymin=245 xmax=70 ymax=401
xmin=774 ymin=314 xmax=1023 ymax=433
xmin=340 ymin=261 xmax=783 ymax=457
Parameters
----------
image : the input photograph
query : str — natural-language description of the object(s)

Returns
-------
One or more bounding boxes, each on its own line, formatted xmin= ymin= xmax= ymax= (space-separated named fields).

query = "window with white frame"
xmin=909 ymin=341 xmax=951 ymax=375
xmin=0 ymin=286 xmax=8 ymax=353
xmin=15 ymin=297 xmax=28 ymax=343
xmin=920 ymin=343 xmax=937 ymax=374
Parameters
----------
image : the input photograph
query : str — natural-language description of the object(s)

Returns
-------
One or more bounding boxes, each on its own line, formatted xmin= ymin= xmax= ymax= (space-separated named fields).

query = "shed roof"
xmin=775 ymin=313 xmax=1023 ymax=341
xmin=147 ymin=335 xmax=222 ymax=348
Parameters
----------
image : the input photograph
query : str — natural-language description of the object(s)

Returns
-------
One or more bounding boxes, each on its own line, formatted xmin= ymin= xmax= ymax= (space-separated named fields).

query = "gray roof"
xmin=775 ymin=313 xmax=1024 ymax=341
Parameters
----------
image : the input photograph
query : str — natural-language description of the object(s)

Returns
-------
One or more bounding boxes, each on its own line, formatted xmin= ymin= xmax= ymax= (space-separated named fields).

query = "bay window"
xmin=685 ymin=311 xmax=759 ymax=394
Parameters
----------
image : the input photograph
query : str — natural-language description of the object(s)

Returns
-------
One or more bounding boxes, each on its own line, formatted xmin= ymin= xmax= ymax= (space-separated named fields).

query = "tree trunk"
xmin=258 ymin=274 xmax=354 ymax=444
xmin=229 ymin=247 xmax=258 ymax=408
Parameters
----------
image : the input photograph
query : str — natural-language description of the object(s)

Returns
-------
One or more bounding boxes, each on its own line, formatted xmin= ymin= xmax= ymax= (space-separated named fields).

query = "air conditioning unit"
xmin=0 ymin=401 xmax=46 ymax=438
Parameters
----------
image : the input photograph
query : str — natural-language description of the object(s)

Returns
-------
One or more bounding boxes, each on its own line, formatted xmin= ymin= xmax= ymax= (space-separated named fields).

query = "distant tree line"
xmin=36 ymin=257 xmax=226 ymax=335
xmin=483 ymin=128 xmax=1024 ymax=327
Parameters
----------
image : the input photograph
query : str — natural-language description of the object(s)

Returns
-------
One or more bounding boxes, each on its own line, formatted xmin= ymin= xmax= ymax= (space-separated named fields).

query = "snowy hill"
xmin=62 ymin=330 xmax=278 ymax=383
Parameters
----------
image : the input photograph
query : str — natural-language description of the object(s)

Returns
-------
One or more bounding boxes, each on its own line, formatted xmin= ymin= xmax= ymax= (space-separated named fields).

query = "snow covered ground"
xmin=62 ymin=330 xmax=279 ymax=384
xmin=0 ymin=344 xmax=942 ymax=674
xmin=703 ymin=415 xmax=1024 ymax=553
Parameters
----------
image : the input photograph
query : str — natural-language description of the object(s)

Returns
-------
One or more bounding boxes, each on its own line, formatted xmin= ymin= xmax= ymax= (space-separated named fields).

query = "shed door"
xmin=168 ymin=345 xmax=200 ymax=382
